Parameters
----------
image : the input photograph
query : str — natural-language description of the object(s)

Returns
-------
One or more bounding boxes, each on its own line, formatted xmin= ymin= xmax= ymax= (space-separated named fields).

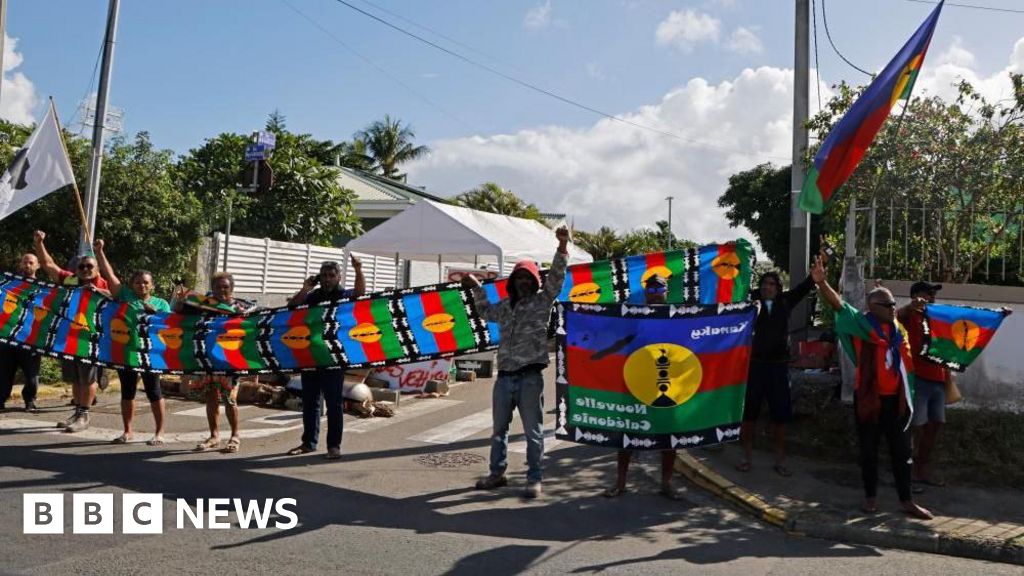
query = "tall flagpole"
xmin=48 ymin=98 xmax=91 ymax=244
xmin=79 ymin=0 xmax=121 ymax=253
xmin=789 ymin=0 xmax=811 ymax=338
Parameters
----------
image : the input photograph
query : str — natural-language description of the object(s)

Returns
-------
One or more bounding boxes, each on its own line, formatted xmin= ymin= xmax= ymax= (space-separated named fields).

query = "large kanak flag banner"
xmin=0 ymin=101 xmax=77 ymax=221
xmin=554 ymin=301 xmax=756 ymax=451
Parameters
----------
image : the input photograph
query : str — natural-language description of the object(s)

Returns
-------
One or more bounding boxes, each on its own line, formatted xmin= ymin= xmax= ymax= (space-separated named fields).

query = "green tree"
xmin=355 ymin=115 xmax=428 ymax=181
xmin=573 ymin=226 xmax=620 ymax=260
xmin=806 ymin=75 xmax=1024 ymax=283
xmin=454 ymin=182 xmax=545 ymax=222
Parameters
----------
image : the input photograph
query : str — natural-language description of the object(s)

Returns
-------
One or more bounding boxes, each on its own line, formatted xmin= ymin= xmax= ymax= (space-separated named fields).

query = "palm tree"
xmin=454 ymin=182 xmax=544 ymax=221
xmin=574 ymin=226 xmax=622 ymax=260
xmin=354 ymin=115 xmax=429 ymax=181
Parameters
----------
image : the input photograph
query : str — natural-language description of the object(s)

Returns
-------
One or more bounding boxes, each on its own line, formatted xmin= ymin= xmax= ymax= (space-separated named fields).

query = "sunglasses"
xmin=871 ymin=301 xmax=897 ymax=309
xmin=645 ymin=285 xmax=667 ymax=295
xmin=77 ymin=263 xmax=95 ymax=270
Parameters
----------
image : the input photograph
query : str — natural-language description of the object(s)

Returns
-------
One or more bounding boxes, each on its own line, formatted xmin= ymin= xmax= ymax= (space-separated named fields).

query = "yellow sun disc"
xmin=2 ymin=293 xmax=18 ymax=315
xmin=569 ymin=282 xmax=601 ymax=303
xmin=349 ymin=322 xmax=383 ymax=344
xmin=110 ymin=318 xmax=131 ymax=345
xmin=641 ymin=265 xmax=673 ymax=285
xmin=623 ymin=343 xmax=702 ymax=408
xmin=951 ymin=319 xmax=981 ymax=351
xmin=281 ymin=325 xmax=312 ymax=350
xmin=711 ymin=252 xmax=741 ymax=280
xmin=216 ymin=328 xmax=247 ymax=351
xmin=422 ymin=313 xmax=455 ymax=334
xmin=158 ymin=327 xmax=183 ymax=350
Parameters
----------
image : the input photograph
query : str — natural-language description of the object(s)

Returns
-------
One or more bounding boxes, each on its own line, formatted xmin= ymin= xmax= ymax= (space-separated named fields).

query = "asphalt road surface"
xmin=0 ymin=367 xmax=1019 ymax=576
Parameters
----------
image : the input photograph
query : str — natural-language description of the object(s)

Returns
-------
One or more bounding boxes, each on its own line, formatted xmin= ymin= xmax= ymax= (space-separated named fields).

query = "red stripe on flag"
xmin=162 ymin=314 xmax=183 ymax=371
xmin=110 ymin=303 xmax=129 ymax=365
xmin=817 ymin=104 xmax=892 ymax=200
xmin=26 ymin=289 xmax=60 ymax=346
xmin=928 ymin=318 xmax=997 ymax=350
xmin=566 ymin=345 xmax=752 ymax=395
xmin=571 ymin=264 xmax=594 ymax=285
xmin=286 ymin=309 xmax=316 ymax=368
xmin=716 ymin=245 xmax=735 ymax=304
xmin=63 ymin=292 xmax=93 ymax=355
xmin=0 ymin=282 xmax=31 ymax=326
xmin=646 ymin=252 xmax=666 ymax=270
xmin=220 ymin=317 xmax=249 ymax=369
xmin=353 ymin=299 xmax=385 ymax=362
xmin=420 ymin=291 xmax=457 ymax=352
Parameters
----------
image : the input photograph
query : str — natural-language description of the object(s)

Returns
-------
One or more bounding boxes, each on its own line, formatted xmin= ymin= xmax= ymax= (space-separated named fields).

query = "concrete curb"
xmin=675 ymin=452 xmax=1024 ymax=566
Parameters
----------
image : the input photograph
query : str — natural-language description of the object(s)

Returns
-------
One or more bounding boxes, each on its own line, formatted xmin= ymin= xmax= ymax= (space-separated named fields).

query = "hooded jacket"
xmin=472 ymin=251 xmax=567 ymax=373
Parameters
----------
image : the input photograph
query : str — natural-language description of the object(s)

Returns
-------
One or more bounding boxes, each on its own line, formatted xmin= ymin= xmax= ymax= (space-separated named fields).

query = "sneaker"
xmin=57 ymin=410 xmax=80 ymax=429
xmin=523 ymin=482 xmax=542 ymax=499
xmin=474 ymin=475 xmax=508 ymax=490
xmin=65 ymin=411 xmax=91 ymax=433
xmin=326 ymin=447 xmax=342 ymax=460
xmin=24 ymin=402 xmax=38 ymax=414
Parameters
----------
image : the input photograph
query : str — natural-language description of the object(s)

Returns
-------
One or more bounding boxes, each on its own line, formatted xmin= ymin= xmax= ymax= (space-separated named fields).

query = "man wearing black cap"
xmin=897 ymin=280 xmax=950 ymax=488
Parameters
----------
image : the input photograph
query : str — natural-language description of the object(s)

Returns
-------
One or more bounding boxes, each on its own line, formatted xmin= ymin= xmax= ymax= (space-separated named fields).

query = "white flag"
xmin=0 ymin=101 xmax=76 ymax=221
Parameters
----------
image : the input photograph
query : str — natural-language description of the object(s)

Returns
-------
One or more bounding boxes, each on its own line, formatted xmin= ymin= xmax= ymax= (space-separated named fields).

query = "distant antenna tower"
xmin=77 ymin=100 xmax=124 ymax=135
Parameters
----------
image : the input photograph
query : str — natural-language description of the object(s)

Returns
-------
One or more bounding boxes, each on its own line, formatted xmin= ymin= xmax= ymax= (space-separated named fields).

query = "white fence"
xmin=209 ymin=233 xmax=403 ymax=295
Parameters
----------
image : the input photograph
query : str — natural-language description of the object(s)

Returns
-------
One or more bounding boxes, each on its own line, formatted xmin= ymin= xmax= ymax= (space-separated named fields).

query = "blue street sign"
xmin=245 ymin=143 xmax=269 ymax=161
xmin=256 ymin=131 xmax=277 ymax=148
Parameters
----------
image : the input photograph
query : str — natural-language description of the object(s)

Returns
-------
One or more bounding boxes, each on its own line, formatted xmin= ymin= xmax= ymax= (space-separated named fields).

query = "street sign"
xmin=256 ymin=131 xmax=277 ymax=148
xmin=245 ymin=143 xmax=269 ymax=162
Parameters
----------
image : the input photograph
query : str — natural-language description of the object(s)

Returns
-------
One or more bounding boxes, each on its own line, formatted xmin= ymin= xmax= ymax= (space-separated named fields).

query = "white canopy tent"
xmin=345 ymin=200 xmax=592 ymax=279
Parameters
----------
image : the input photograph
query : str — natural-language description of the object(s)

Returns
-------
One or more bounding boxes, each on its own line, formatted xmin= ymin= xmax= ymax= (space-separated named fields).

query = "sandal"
xmin=287 ymin=445 xmax=315 ymax=456
xmin=735 ymin=461 xmax=752 ymax=472
xmin=147 ymin=436 xmax=164 ymax=446
xmin=602 ymin=486 xmax=628 ymax=498
xmin=110 ymin=434 xmax=132 ymax=444
xmin=194 ymin=437 xmax=221 ymax=452
xmin=773 ymin=463 xmax=793 ymax=477
xmin=224 ymin=437 xmax=241 ymax=453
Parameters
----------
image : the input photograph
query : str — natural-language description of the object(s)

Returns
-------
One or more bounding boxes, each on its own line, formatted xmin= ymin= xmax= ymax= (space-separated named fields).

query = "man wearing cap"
xmin=463 ymin=226 xmax=570 ymax=499
xmin=898 ymin=280 xmax=951 ymax=488
xmin=33 ymin=230 xmax=110 ymax=433
xmin=286 ymin=256 xmax=365 ymax=460
xmin=602 ymin=274 xmax=680 ymax=500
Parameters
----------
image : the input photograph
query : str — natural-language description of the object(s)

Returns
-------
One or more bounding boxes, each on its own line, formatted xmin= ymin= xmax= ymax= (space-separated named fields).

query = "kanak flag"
xmin=0 ymin=100 xmax=76 ymax=221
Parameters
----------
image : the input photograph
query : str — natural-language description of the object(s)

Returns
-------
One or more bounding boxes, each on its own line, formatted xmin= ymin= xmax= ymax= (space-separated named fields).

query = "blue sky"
xmin=4 ymin=0 xmax=1024 ymax=241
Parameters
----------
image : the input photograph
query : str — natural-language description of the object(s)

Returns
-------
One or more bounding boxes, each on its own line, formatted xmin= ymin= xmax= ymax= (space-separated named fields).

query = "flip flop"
xmin=147 ymin=436 xmax=164 ymax=446
xmin=194 ymin=437 xmax=221 ymax=452
xmin=110 ymin=434 xmax=131 ymax=444
xmin=602 ymin=486 xmax=628 ymax=498
xmin=735 ymin=461 xmax=752 ymax=472
xmin=224 ymin=437 xmax=241 ymax=453
xmin=773 ymin=464 xmax=793 ymax=477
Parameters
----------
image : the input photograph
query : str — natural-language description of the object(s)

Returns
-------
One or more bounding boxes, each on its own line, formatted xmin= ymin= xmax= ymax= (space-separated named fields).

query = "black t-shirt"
xmin=304 ymin=286 xmax=355 ymax=306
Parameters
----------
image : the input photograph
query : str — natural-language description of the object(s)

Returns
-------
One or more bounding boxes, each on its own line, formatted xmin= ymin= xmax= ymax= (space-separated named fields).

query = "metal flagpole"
xmin=666 ymin=196 xmax=674 ymax=250
xmin=789 ymin=0 xmax=811 ymax=337
xmin=79 ymin=0 xmax=121 ymax=253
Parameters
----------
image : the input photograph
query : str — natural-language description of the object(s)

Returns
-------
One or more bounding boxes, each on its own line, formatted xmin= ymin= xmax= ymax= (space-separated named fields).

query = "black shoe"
xmin=24 ymin=402 xmax=38 ymax=414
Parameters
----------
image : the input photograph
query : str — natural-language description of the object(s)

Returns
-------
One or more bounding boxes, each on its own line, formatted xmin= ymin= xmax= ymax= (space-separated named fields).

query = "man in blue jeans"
xmin=463 ymin=226 xmax=569 ymax=498
xmin=287 ymin=256 xmax=365 ymax=460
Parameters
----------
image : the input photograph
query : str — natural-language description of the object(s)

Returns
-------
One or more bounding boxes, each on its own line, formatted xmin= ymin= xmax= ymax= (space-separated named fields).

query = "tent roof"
xmin=345 ymin=200 xmax=593 ymax=266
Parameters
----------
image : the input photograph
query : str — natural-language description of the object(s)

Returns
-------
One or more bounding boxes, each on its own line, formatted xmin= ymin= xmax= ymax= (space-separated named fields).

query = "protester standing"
xmin=0 ymin=253 xmax=42 ymax=413
xmin=94 ymin=239 xmax=172 ymax=446
xmin=463 ymin=226 xmax=569 ymax=498
xmin=286 ymin=256 xmax=365 ymax=460
xmin=34 ymin=230 xmax=110 ymax=432
xmin=816 ymin=264 xmax=933 ymax=519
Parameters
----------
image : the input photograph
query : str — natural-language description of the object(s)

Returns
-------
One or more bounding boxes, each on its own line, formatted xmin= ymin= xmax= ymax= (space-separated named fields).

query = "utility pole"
xmin=789 ymin=0 xmax=811 ymax=336
xmin=80 ymin=0 xmax=121 ymax=252
xmin=666 ymin=196 xmax=674 ymax=250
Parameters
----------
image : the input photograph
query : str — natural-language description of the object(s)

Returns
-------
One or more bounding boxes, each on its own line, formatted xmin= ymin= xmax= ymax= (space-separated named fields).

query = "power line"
xmin=906 ymin=0 xmax=1024 ymax=14
xmin=73 ymin=41 xmax=104 ymax=136
xmin=328 ymin=0 xmax=746 ymax=151
xmin=279 ymin=0 xmax=477 ymax=133
xmin=821 ymin=0 xmax=872 ymax=77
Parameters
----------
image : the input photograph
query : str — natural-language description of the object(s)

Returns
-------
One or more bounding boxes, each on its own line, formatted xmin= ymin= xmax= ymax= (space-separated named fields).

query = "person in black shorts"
xmin=737 ymin=248 xmax=827 ymax=476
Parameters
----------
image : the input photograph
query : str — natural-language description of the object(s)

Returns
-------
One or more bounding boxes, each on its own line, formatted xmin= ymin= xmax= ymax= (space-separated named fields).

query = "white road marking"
xmin=172 ymin=405 xmax=253 ymax=417
xmin=407 ymin=410 xmax=493 ymax=445
xmin=346 ymin=398 xmax=463 ymax=434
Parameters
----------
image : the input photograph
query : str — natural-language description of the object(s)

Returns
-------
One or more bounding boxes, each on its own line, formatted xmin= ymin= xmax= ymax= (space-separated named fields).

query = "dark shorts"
xmin=912 ymin=377 xmax=945 ymax=425
xmin=62 ymin=361 xmax=106 ymax=388
xmin=118 ymin=370 xmax=163 ymax=402
xmin=743 ymin=361 xmax=793 ymax=423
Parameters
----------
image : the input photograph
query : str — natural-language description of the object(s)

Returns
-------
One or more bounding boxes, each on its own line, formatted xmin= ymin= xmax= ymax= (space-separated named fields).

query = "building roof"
xmin=333 ymin=166 xmax=448 ymax=204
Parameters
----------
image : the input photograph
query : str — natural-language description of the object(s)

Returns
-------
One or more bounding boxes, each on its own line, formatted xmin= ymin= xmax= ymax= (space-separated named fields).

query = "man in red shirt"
xmin=898 ymin=281 xmax=951 ymax=488
xmin=33 ymin=230 xmax=110 ymax=432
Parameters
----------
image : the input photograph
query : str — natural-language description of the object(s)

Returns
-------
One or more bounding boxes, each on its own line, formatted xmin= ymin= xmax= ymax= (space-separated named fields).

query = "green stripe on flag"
xmin=798 ymin=166 xmax=825 ymax=214
xmin=567 ymin=383 xmax=746 ymax=434
xmin=370 ymin=298 xmax=405 ymax=359
xmin=732 ymin=239 xmax=754 ymax=302
xmin=929 ymin=337 xmax=983 ymax=368
xmin=439 ymin=289 xmax=477 ymax=349
xmin=305 ymin=309 xmax=335 ymax=367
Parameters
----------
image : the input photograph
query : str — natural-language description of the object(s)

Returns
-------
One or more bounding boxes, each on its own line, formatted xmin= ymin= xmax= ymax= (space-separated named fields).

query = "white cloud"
xmin=914 ymin=37 xmax=1023 ymax=106
xmin=410 ymin=66 xmax=833 ymax=247
xmin=0 ymin=34 xmax=39 ymax=124
xmin=655 ymin=9 xmax=721 ymax=53
xmin=726 ymin=27 xmax=763 ymax=55
xmin=524 ymin=1 xmax=552 ymax=30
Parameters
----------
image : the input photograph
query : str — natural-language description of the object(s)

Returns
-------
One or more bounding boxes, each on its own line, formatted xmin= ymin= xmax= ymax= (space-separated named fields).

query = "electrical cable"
xmin=821 ymin=0 xmax=872 ymax=77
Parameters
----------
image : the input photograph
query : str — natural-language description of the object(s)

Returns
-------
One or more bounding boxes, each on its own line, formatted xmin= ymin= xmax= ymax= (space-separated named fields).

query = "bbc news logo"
xmin=23 ymin=494 xmax=298 ymax=534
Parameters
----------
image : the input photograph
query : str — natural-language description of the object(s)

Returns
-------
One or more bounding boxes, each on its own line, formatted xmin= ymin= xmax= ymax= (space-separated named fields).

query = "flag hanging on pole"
xmin=798 ymin=1 xmax=943 ymax=215
xmin=0 ymin=100 xmax=77 ymax=221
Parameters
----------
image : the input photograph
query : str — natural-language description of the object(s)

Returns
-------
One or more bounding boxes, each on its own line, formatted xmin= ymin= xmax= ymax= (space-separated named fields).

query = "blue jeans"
xmin=301 ymin=370 xmax=344 ymax=450
xmin=489 ymin=369 xmax=545 ymax=483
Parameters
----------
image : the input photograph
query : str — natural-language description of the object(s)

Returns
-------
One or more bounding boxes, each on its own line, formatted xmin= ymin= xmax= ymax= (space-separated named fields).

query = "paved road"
xmin=0 ymin=369 xmax=1020 ymax=576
